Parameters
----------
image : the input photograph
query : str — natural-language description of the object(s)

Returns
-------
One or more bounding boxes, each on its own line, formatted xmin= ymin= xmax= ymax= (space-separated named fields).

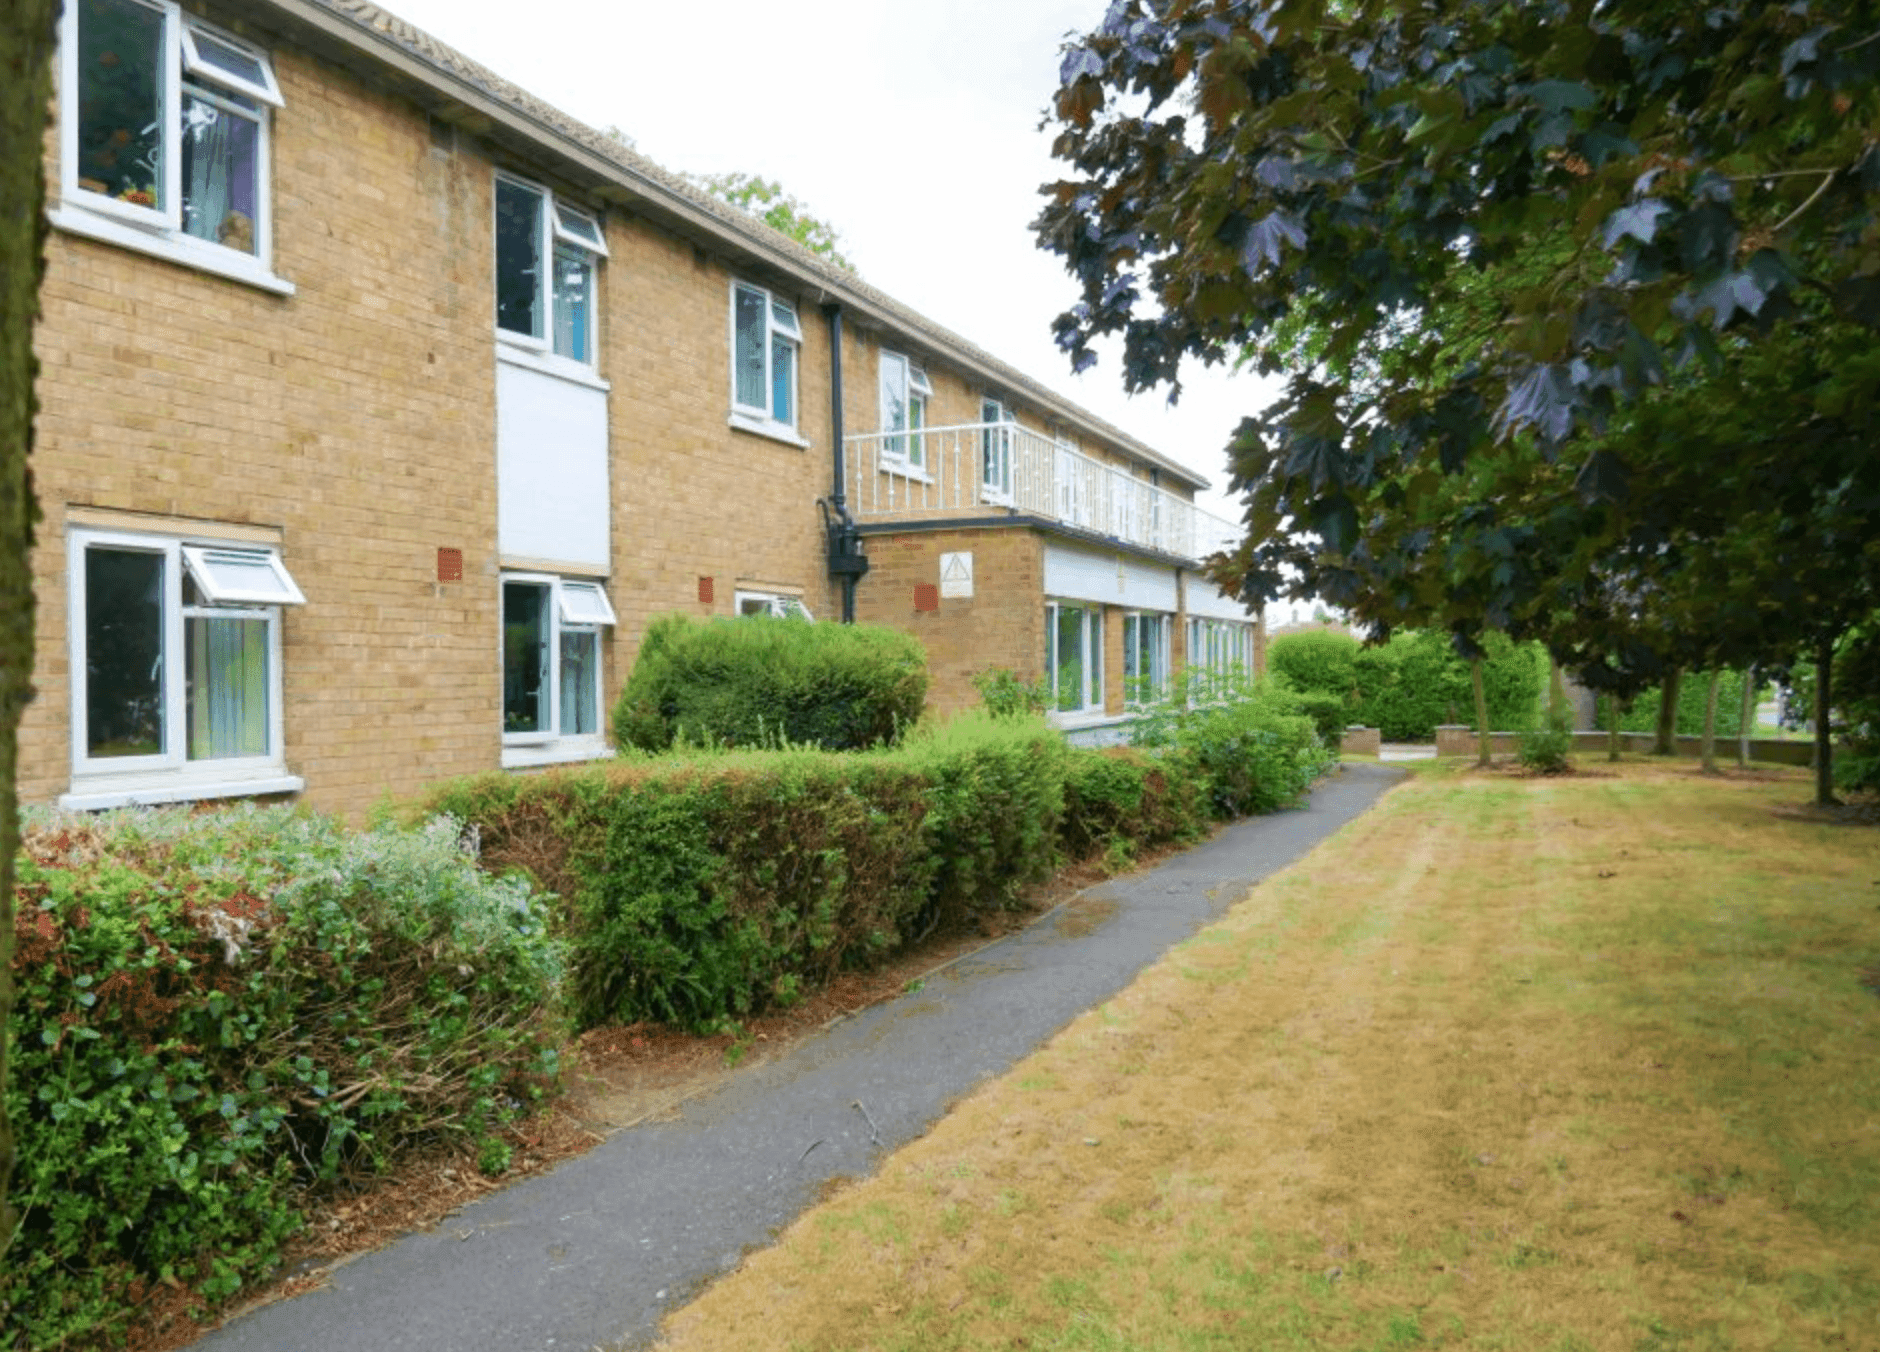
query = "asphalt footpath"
xmin=196 ymin=762 xmax=1404 ymax=1352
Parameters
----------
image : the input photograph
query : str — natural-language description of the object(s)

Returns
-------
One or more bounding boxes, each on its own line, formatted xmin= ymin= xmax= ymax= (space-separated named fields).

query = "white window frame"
xmin=878 ymin=350 xmax=933 ymax=477
xmin=1185 ymin=618 xmax=1253 ymax=700
xmin=980 ymin=397 xmax=1016 ymax=504
xmin=1122 ymin=611 xmax=1171 ymax=708
xmin=500 ymin=572 xmax=614 ymax=767
xmin=55 ymin=0 xmax=290 ymax=293
xmin=1045 ymin=599 xmax=1104 ymax=719
xmin=64 ymin=526 xmax=303 ymax=810
xmin=728 ymin=280 xmax=804 ymax=441
xmin=734 ymin=589 xmax=814 ymax=620
xmin=494 ymin=173 xmax=605 ymax=375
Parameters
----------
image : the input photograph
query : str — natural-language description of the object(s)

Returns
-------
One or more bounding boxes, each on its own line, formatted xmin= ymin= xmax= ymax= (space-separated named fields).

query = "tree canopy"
xmin=1034 ymin=0 xmax=1880 ymax=691
xmin=693 ymin=171 xmax=855 ymax=271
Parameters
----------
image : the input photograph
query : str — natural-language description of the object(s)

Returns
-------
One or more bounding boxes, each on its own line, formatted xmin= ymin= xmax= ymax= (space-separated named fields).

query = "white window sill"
xmin=495 ymin=341 xmax=611 ymax=392
xmin=1045 ymin=709 xmax=1124 ymax=731
xmin=60 ymin=770 xmax=305 ymax=812
xmin=49 ymin=204 xmax=295 ymax=296
xmin=727 ymin=410 xmax=810 ymax=449
xmin=501 ymin=739 xmax=613 ymax=770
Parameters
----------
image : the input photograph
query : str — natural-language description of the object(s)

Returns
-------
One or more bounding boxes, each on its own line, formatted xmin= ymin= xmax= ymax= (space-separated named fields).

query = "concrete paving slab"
xmin=194 ymin=763 xmax=1404 ymax=1352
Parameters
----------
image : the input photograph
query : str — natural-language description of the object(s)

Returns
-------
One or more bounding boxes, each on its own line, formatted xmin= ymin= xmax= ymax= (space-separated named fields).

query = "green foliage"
xmin=1832 ymin=630 xmax=1880 ymax=792
xmin=1131 ymin=683 xmax=1333 ymax=819
xmin=426 ymin=718 xmax=1064 ymax=1033
xmin=691 ymin=171 xmax=854 ymax=272
xmin=971 ymin=667 xmax=1049 ymax=720
xmin=614 ymin=614 xmax=927 ymax=753
xmin=3 ymin=808 xmax=564 ymax=1349
xmin=1596 ymin=671 xmax=1754 ymax=738
xmin=1264 ymin=630 xmax=1358 ymax=699
xmin=1058 ymin=747 xmax=1208 ymax=861
xmin=1519 ymin=708 xmax=1576 ymax=775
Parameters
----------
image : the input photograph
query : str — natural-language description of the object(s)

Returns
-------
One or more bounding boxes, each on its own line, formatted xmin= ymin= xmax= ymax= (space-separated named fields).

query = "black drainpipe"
xmin=821 ymin=301 xmax=866 ymax=622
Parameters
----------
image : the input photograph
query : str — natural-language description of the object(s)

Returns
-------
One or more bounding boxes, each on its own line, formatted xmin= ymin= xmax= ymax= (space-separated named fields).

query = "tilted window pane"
xmin=183 ymin=27 xmax=278 ymax=103
xmin=502 ymin=582 xmax=549 ymax=734
xmin=552 ymin=246 xmax=591 ymax=362
xmin=76 ymin=0 xmax=167 ymax=209
xmin=186 ymin=614 xmax=268 ymax=759
xmin=770 ymin=332 xmax=795 ymax=425
xmin=85 ymin=547 xmax=165 ymax=758
xmin=559 ymin=629 xmax=599 ymax=736
xmin=557 ymin=580 xmax=616 ymax=627
xmin=734 ymin=286 xmax=766 ymax=409
xmin=179 ymin=92 xmax=260 ymax=252
xmin=495 ymin=179 xmax=544 ymax=338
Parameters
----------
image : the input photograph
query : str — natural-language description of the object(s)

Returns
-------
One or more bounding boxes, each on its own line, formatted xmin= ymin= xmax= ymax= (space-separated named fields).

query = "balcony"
xmin=842 ymin=421 xmax=1241 ymax=565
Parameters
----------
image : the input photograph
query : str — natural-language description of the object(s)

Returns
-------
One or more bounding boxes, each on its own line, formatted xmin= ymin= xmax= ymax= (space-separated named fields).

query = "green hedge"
xmin=425 ymin=717 xmax=1068 ymax=1032
xmin=1269 ymin=629 xmax=1545 ymax=740
xmin=1131 ymin=682 xmax=1333 ymax=817
xmin=1594 ymin=670 xmax=1755 ymax=737
xmin=613 ymin=613 xmax=928 ymax=752
xmin=4 ymin=809 xmax=564 ymax=1350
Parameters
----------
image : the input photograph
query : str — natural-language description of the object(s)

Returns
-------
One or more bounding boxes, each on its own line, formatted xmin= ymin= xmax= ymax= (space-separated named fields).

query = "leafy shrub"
xmin=1058 ymin=746 xmax=1208 ymax=860
xmin=1518 ymin=709 xmax=1576 ymax=774
xmin=1352 ymin=631 xmax=1544 ymax=739
xmin=1132 ymin=684 xmax=1332 ymax=818
xmin=613 ymin=613 xmax=928 ymax=752
xmin=425 ymin=717 xmax=1064 ymax=1032
xmin=1276 ymin=688 xmax=1351 ymax=749
xmin=4 ymin=808 xmax=564 ymax=1350
xmin=1265 ymin=629 xmax=1359 ymax=697
xmin=971 ymin=666 xmax=1049 ymax=719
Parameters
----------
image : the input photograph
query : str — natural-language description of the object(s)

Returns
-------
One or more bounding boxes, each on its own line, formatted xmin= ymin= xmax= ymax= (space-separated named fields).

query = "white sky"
xmin=376 ymin=0 xmax=1314 ymax=622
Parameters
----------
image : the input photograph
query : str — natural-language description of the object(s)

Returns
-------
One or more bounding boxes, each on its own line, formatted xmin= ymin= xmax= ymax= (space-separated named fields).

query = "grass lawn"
xmin=649 ymin=762 xmax=1880 ymax=1352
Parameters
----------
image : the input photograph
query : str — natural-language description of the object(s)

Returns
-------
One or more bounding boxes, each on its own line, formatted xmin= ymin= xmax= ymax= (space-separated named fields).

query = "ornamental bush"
xmin=4 ymin=808 xmax=564 ymax=1350
xmin=1264 ymin=628 xmax=1359 ymax=698
xmin=1131 ymin=682 xmax=1332 ymax=818
xmin=613 ymin=613 xmax=928 ymax=752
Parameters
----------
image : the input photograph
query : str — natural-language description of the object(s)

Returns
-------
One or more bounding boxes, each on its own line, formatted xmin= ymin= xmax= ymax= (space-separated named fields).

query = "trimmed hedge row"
xmin=4 ymin=810 xmax=564 ymax=1351
xmin=1268 ymin=629 xmax=1545 ymax=740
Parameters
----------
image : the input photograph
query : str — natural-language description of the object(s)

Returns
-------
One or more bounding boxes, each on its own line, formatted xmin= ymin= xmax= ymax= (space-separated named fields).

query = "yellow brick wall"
xmin=851 ymin=526 xmax=1044 ymax=721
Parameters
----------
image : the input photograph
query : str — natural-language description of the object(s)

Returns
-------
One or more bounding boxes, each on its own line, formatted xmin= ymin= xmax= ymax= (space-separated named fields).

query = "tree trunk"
xmin=1737 ymin=664 xmax=1756 ymax=769
xmin=1653 ymin=667 xmax=1682 ymax=755
xmin=0 ymin=0 xmax=59 ymax=1256
xmin=1608 ymin=694 xmax=1621 ymax=762
xmin=1815 ymin=632 xmax=1839 ymax=808
xmin=1700 ymin=669 xmax=1721 ymax=774
xmin=1548 ymin=654 xmax=1568 ymax=721
xmin=1471 ymin=657 xmax=1491 ymax=767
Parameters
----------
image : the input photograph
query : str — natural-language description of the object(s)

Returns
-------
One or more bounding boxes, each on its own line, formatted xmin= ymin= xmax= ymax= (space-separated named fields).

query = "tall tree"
xmin=692 ymin=172 xmax=856 ymax=272
xmin=0 ymin=0 xmax=57 ymax=1253
xmin=1035 ymin=0 xmax=1880 ymax=801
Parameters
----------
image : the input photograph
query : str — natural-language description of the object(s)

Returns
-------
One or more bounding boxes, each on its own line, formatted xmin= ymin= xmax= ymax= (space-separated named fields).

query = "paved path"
xmin=197 ymin=763 xmax=1404 ymax=1352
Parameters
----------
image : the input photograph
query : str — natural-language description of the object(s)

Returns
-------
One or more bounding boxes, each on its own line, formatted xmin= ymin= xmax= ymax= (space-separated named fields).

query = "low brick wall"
xmin=1433 ymin=725 xmax=1816 ymax=766
xmin=1340 ymin=726 xmax=1381 ymax=756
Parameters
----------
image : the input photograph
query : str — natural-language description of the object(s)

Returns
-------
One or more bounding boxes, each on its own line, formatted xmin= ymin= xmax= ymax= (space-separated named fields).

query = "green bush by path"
xmin=1130 ymin=681 xmax=1333 ymax=817
xmin=1271 ymin=629 xmax=1545 ymax=740
xmin=4 ymin=809 xmax=564 ymax=1350
xmin=613 ymin=613 xmax=928 ymax=752
xmin=1264 ymin=629 xmax=1358 ymax=700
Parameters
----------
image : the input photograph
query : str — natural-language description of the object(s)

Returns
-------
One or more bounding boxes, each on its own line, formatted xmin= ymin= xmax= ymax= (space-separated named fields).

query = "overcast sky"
xmin=376 ymin=0 xmax=1313 ymax=622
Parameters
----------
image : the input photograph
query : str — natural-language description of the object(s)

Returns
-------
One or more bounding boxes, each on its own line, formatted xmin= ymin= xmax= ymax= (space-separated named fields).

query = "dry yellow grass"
xmin=651 ymin=763 xmax=1880 ymax=1351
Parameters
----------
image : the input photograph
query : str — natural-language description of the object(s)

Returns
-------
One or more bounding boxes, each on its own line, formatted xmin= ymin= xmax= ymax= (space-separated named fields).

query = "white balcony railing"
xmin=842 ymin=421 xmax=1240 ymax=564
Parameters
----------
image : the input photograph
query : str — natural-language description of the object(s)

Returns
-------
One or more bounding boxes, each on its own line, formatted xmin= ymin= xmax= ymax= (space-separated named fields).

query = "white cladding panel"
xmin=1184 ymin=574 xmax=1257 ymax=621
xmin=1043 ymin=542 xmax=1179 ymax=611
xmin=496 ymin=362 xmax=610 ymax=569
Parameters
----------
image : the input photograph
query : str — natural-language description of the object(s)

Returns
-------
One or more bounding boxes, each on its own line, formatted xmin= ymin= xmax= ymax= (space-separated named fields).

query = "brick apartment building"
xmin=26 ymin=0 xmax=1262 ymax=818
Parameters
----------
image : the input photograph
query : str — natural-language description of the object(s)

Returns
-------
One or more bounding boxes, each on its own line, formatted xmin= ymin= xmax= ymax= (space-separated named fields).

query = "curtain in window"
xmin=186 ymin=615 xmax=267 ymax=759
xmin=180 ymin=94 xmax=259 ymax=251
xmin=559 ymin=629 xmax=599 ymax=735
xmin=734 ymin=288 xmax=766 ymax=409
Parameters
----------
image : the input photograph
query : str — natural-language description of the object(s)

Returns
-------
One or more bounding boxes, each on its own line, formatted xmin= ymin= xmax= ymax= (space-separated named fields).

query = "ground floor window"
xmin=1122 ymin=611 xmax=1171 ymax=707
xmin=1186 ymin=618 xmax=1255 ymax=697
xmin=734 ymin=589 xmax=813 ymax=620
xmin=502 ymin=573 xmax=615 ymax=764
xmin=66 ymin=525 xmax=304 ymax=807
xmin=1045 ymin=599 xmax=1103 ymax=715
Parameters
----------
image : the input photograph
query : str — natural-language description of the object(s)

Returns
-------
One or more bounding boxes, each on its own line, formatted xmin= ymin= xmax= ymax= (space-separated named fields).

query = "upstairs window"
xmin=62 ymin=0 xmax=282 ymax=263
xmin=495 ymin=176 xmax=605 ymax=365
xmin=879 ymin=351 xmax=932 ymax=473
xmin=731 ymin=281 xmax=801 ymax=431
xmin=981 ymin=397 xmax=1016 ymax=502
